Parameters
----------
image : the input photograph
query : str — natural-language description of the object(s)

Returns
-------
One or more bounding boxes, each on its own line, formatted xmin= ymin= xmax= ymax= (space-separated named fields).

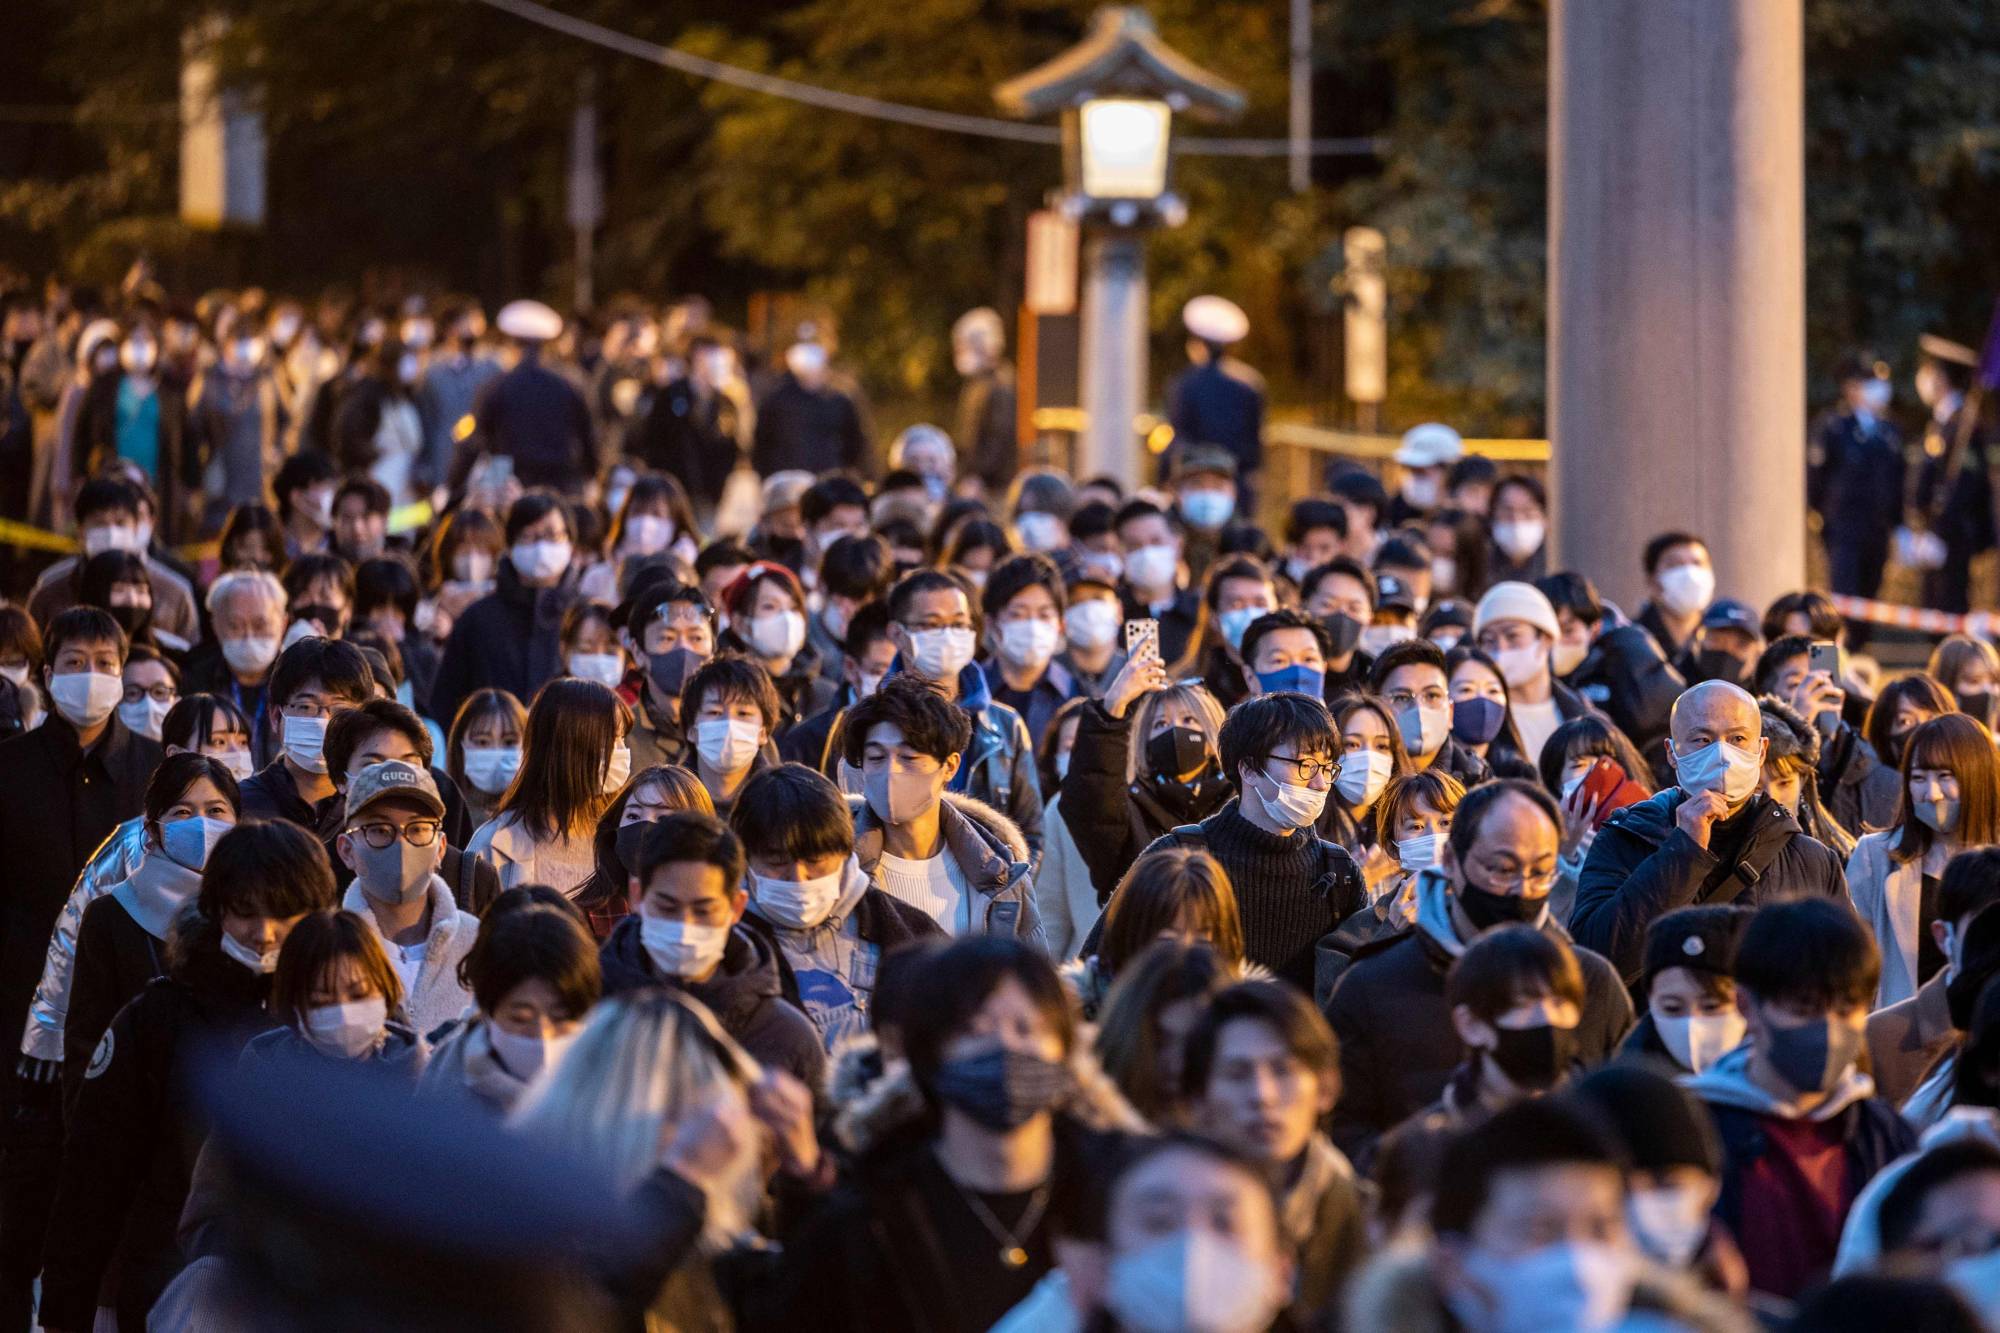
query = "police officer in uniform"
xmin=1809 ymin=352 xmax=1903 ymax=644
xmin=1165 ymin=296 xmax=1265 ymax=512
xmin=1904 ymin=334 xmax=1994 ymax=615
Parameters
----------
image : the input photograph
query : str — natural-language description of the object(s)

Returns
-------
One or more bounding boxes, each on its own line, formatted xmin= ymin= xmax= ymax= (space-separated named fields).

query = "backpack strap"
xmin=1698 ymin=816 xmax=1791 ymax=907
xmin=1167 ymin=824 xmax=1208 ymax=850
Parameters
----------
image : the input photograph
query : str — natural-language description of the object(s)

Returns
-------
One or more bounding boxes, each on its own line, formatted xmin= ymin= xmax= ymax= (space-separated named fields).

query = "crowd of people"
xmin=4 ymin=275 xmax=2000 ymax=1331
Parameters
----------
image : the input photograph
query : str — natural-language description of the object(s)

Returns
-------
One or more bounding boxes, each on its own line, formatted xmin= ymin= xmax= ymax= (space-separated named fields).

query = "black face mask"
xmin=108 ymin=603 xmax=151 ymax=636
xmin=1145 ymin=725 xmax=1211 ymax=783
xmin=1142 ymin=766 xmax=1230 ymax=824
xmin=928 ymin=1048 xmax=1069 ymax=1132
xmin=1456 ymin=876 xmax=1548 ymax=934
xmin=1320 ymin=612 xmax=1364 ymax=658
xmin=613 ymin=819 xmax=654 ymax=876
xmin=292 ymin=602 xmax=346 ymax=637
xmin=1487 ymin=1023 xmax=1576 ymax=1091
xmin=1959 ymin=688 xmax=1996 ymax=729
xmin=648 ymin=646 xmax=704 ymax=701
xmin=1763 ymin=1014 xmax=1861 ymax=1097
xmin=1694 ymin=648 xmax=1750 ymax=689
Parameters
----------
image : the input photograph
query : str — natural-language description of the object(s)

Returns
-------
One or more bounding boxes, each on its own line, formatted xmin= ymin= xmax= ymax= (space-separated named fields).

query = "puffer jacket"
xmin=876 ymin=660 xmax=1045 ymax=866
xmin=1819 ymin=722 xmax=1901 ymax=837
xmin=852 ymin=791 xmax=1045 ymax=949
xmin=1343 ymin=1246 xmax=1754 ymax=1333
xmin=21 ymin=815 xmax=148 ymax=1071
xmin=340 ymin=877 xmax=479 ymax=1034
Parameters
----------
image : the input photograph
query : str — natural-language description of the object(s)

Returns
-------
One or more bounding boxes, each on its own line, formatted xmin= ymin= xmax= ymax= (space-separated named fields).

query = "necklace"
xmin=941 ymin=1166 xmax=1049 ymax=1269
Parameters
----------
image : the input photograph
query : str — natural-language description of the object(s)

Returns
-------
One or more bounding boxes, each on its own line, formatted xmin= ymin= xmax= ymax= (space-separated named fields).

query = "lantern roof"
xmin=995 ymin=7 xmax=1246 ymax=123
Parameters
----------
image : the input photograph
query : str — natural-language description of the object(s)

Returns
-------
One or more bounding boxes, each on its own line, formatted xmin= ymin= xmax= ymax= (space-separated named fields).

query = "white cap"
xmin=78 ymin=318 xmax=123 ymax=363
xmin=1182 ymin=295 xmax=1248 ymax=346
xmin=1473 ymin=581 xmax=1561 ymax=642
xmin=495 ymin=300 xmax=563 ymax=343
xmin=1395 ymin=422 xmax=1465 ymax=468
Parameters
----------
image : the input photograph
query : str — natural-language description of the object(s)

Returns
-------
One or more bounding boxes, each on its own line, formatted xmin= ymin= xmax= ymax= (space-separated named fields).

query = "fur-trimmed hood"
xmin=824 ymin=1029 xmax=1148 ymax=1159
xmin=851 ymin=791 xmax=1045 ymax=944
xmin=1343 ymin=1245 xmax=1753 ymax=1333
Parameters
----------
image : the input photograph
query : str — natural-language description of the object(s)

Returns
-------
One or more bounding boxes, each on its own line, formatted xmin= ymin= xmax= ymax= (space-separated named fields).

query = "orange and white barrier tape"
xmin=1827 ymin=594 xmax=1997 ymax=640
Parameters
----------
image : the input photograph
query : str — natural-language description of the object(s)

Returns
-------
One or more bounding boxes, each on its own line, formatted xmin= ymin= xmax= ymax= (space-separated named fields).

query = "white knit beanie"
xmin=1472 ymin=581 xmax=1560 ymax=641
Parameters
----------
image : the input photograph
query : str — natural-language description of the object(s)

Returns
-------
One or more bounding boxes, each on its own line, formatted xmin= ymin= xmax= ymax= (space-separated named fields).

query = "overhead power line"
xmin=471 ymin=0 xmax=1383 ymax=159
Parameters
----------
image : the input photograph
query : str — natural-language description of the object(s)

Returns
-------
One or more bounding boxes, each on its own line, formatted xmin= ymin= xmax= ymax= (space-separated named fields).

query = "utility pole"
xmin=1288 ymin=0 xmax=1311 ymax=194
xmin=567 ymin=70 xmax=602 ymax=312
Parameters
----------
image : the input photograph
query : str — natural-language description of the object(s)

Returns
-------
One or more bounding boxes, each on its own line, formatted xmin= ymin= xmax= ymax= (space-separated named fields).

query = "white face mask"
xmin=1064 ymin=600 xmax=1119 ymax=652
xmin=1396 ymin=702 xmax=1451 ymax=759
xmin=1627 ymin=1184 xmax=1712 ymax=1269
xmin=283 ymin=713 xmax=329 ymax=774
xmin=621 ymin=513 xmax=673 ymax=556
xmin=1252 ymin=766 xmax=1328 ymax=830
xmin=221 ymin=635 xmax=280 ymax=677
xmin=1493 ymin=642 xmax=1548 ymax=690
xmin=215 ymin=748 xmax=254 ymax=781
xmin=0 ymin=664 xmax=26 ymax=687
xmin=454 ymin=550 xmax=496 ymax=584
xmin=1104 ymin=1230 xmax=1288 ymax=1333
xmin=487 ymin=1024 xmax=577 ymax=1083
xmin=603 ymin=743 xmax=632 ymax=794
xmin=1360 ymin=623 xmax=1417 ymax=657
xmin=82 ymin=523 xmax=142 ymax=557
xmin=905 ymin=626 xmax=977 ymax=681
xmin=997 ymin=619 xmax=1060 ymax=670
xmin=1656 ymin=564 xmax=1716 ymax=618
xmin=1401 ymin=473 xmax=1442 ymax=510
xmin=1492 ymin=518 xmax=1546 ymax=563
xmin=1451 ymin=1240 xmax=1636 ymax=1333
xmin=1552 ymin=638 xmax=1590 ymax=678
xmin=1015 ymin=512 xmax=1067 ymax=553
xmin=510 ymin=539 xmax=573 ymax=582
xmin=1397 ymin=832 xmax=1443 ymax=873
xmin=48 ymin=671 xmax=122 ymax=729
xmin=1334 ymin=749 xmax=1394 ymax=807
xmin=1672 ymin=738 xmax=1761 ymax=804
xmin=695 ymin=717 xmax=763 ymax=773
xmin=1653 ymin=1009 xmax=1746 ymax=1073
xmin=461 ymin=745 xmax=522 ymax=795
xmin=640 ymin=915 xmax=730 ymax=978
xmin=220 ymin=931 xmax=281 ymax=975
xmin=753 ymin=857 xmax=855 ymax=932
xmin=117 ymin=695 xmax=173 ymax=741
xmin=1218 ymin=605 xmax=1268 ymax=651
xmin=302 ymin=996 xmax=388 ymax=1060
xmin=1125 ymin=543 xmax=1179 ymax=592
xmin=746 ymin=610 xmax=807 ymax=661
xmin=567 ymin=651 xmax=625 ymax=688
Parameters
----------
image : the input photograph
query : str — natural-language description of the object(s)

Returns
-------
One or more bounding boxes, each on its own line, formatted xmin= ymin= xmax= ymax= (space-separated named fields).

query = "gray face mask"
xmin=351 ymin=838 xmax=434 ymax=906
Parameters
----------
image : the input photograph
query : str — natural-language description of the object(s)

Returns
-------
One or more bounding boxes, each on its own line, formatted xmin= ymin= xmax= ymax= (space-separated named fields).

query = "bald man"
xmin=1569 ymin=679 xmax=1847 ymax=986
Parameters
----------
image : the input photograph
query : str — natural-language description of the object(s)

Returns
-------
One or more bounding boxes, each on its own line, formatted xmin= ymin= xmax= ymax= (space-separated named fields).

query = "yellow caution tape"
xmin=389 ymin=500 xmax=434 ymax=535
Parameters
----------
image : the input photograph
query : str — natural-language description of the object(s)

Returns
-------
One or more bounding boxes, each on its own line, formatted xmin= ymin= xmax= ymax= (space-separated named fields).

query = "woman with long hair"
xmin=1093 ymin=940 xmax=1233 ymax=1126
xmin=1847 ymin=712 xmax=2000 ymax=1007
xmin=1930 ymin=634 xmax=2000 ymax=729
xmin=1063 ymin=845 xmax=1248 ymax=1020
xmin=465 ymin=678 xmax=631 ymax=896
xmin=244 ymin=909 xmax=421 ymax=1069
xmin=715 ymin=560 xmax=834 ymax=733
xmin=1445 ymin=643 xmax=1536 ymax=780
xmin=1759 ymin=696 xmax=1856 ymax=861
xmin=1322 ymin=694 xmax=1413 ymax=887
xmin=446 ymin=687 xmax=528 ymax=832
xmin=573 ymin=763 xmax=715 ymax=939
xmin=1865 ymin=673 xmax=1956 ymax=773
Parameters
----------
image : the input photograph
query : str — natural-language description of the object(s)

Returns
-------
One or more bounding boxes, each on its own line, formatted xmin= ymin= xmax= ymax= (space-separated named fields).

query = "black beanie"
xmin=1569 ymin=1061 xmax=1722 ymax=1176
xmin=1642 ymin=904 xmax=1750 ymax=992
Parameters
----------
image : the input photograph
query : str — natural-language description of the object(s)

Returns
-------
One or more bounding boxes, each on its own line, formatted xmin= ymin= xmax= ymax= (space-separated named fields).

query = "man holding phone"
xmin=1569 ymin=679 xmax=1847 ymax=987
xmin=1754 ymin=633 xmax=1901 ymax=835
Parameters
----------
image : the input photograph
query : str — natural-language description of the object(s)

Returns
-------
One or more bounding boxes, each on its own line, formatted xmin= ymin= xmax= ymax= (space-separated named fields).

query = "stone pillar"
xmin=1078 ymin=230 xmax=1148 ymax=491
xmin=1548 ymin=0 xmax=1805 ymax=612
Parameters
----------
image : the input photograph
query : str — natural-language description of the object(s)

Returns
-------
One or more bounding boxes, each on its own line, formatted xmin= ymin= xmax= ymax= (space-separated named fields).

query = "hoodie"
xmin=600 ymin=918 xmax=826 ymax=1091
xmin=879 ymin=658 xmax=1044 ymax=867
xmin=341 ymin=875 xmax=479 ymax=1035
xmin=741 ymin=857 xmax=942 ymax=1053
xmin=1684 ymin=1041 xmax=1914 ymax=1298
xmin=1324 ymin=869 xmax=1633 ymax=1165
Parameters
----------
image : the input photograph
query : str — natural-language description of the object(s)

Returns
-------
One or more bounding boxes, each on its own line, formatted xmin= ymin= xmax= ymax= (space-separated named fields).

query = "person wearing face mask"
xmin=241 ymin=909 xmax=420 ymax=1072
xmin=113 ymin=644 xmax=176 ymax=743
xmin=1906 ymin=335 xmax=1995 ymax=616
xmin=777 ymin=936 xmax=1121 ymax=1333
xmin=598 ymin=811 xmax=824 ymax=1089
xmin=1811 ymin=353 xmax=1906 ymax=614
xmin=190 ymin=317 xmax=283 ymax=516
xmin=1615 ymin=905 xmax=1751 ymax=1076
xmin=676 ymin=655 xmax=779 ymax=818
xmin=1403 ymin=925 xmax=1588 ymax=1136
xmin=476 ymin=300 xmax=597 ymax=492
xmin=1845 ymin=713 xmax=2000 ymax=1010
xmin=237 ymin=636 xmax=375 ymax=826
xmin=1571 ymin=680 xmax=1847 ymax=988
xmin=418 ymin=889 xmax=601 ymax=1114
xmin=1538 ymin=572 xmax=1686 ymax=754
xmin=842 ymin=677 xmax=1041 ymax=943
xmin=1472 ymin=580 xmax=1600 ymax=771
xmin=1326 ymin=781 xmax=1632 ymax=1165
xmin=1120 ymin=692 xmax=1360 ymax=991
xmin=717 ymin=561 xmax=836 ymax=734
xmin=429 ymin=490 xmax=580 ymax=729
xmin=28 ymin=477 xmax=200 ymax=648
xmin=981 ymin=554 xmax=1079 ymax=748
xmin=1169 ymin=447 xmax=1243 ymax=583
xmin=564 ymin=763 xmax=715 ymax=940
xmin=1749 ymin=696 xmax=1858 ymax=870
xmin=555 ymin=601 xmax=627 ymax=693
xmin=1752 ymin=633 xmax=1898 ymax=838
xmin=352 ymin=555 xmax=440 ymax=714
xmin=1174 ymin=555 xmax=1277 ymax=712
xmin=332 ymin=761 xmax=479 ymax=1033
xmin=1634 ymin=531 xmax=1718 ymax=664
xmin=40 ymin=820 xmax=335 ymax=1333
xmin=1053 ymin=577 xmax=1127 ymax=703
xmin=751 ymin=336 xmax=871 ymax=478
xmin=809 ymin=533 xmax=894 ymax=687
xmin=877 ymin=570 xmax=1045 ymax=867
xmin=1685 ymin=897 xmax=1917 ymax=1299
xmin=949 ymin=308 xmax=1016 ymax=495
xmin=184 ymin=570 xmax=288 ymax=762
xmin=730 ymin=765 xmax=942 ymax=1053
xmin=72 ymin=324 xmax=165 ymax=488
xmin=1930 ymin=632 xmax=2000 ymax=732
xmin=1372 ymin=639 xmax=1491 ymax=790
xmin=1323 ymin=772 xmax=1464 ymax=983
xmin=445 ymin=686 xmax=527 ymax=832
xmin=1296 ymin=556 xmax=1378 ymax=698
xmin=636 ymin=334 xmax=753 ymax=510
xmin=1165 ymin=295 xmax=1264 ymax=499
xmin=1281 ymin=499 xmax=1347 ymax=594
xmin=466 ymin=679 xmax=629 ymax=896
xmin=1485 ymin=474 xmax=1549 ymax=586
xmin=1866 ymin=852 xmax=2000 ymax=1114
xmin=1114 ymin=499 xmax=1202 ymax=667
xmin=331 ymin=341 xmax=424 ymax=513
xmin=1317 ymin=695 xmax=1412 ymax=886
xmin=413 ymin=300 xmax=501 ymax=496
xmin=1383 ymin=422 xmax=1462 ymax=529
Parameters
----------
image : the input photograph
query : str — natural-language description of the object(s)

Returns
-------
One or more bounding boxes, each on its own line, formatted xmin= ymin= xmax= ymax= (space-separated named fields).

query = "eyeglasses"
xmin=124 ymin=684 xmax=176 ymax=705
xmin=1267 ymin=753 xmax=1337 ymax=783
xmin=347 ymin=820 xmax=441 ymax=850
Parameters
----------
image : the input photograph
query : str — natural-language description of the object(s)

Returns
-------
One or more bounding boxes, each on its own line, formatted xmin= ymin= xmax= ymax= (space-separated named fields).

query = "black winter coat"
xmin=599 ymin=919 xmax=826 ymax=1091
xmin=427 ymin=559 xmax=578 ymax=729
xmin=1568 ymin=788 xmax=1847 ymax=986
xmin=40 ymin=911 xmax=275 ymax=1331
xmin=1566 ymin=622 xmax=1686 ymax=751
xmin=1058 ymin=699 xmax=1230 ymax=905
xmin=751 ymin=375 xmax=867 ymax=477
xmin=473 ymin=357 xmax=597 ymax=489
xmin=1324 ymin=903 xmax=1632 ymax=1165
xmin=1819 ymin=723 xmax=1900 ymax=837
xmin=62 ymin=894 xmax=167 ymax=1113
xmin=0 ymin=716 xmax=159 ymax=1060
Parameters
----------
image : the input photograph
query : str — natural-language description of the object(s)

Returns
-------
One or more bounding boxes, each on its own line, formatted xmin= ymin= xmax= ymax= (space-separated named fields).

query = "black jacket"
xmin=474 ymin=356 xmax=596 ymax=489
xmin=1431 ymin=736 xmax=1491 ymax=789
xmin=1566 ymin=622 xmax=1686 ymax=751
xmin=238 ymin=756 xmax=318 ymax=826
xmin=1819 ymin=723 xmax=1900 ymax=837
xmin=1568 ymin=788 xmax=1848 ymax=986
xmin=599 ymin=918 xmax=826 ymax=1091
xmin=41 ymin=910 xmax=275 ymax=1330
xmin=428 ymin=559 xmax=578 ymax=729
xmin=0 ymin=715 xmax=159 ymax=1055
xmin=62 ymin=894 xmax=167 ymax=1113
xmin=1810 ymin=409 xmax=1905 ymax=541
xmin=637 ymin=377 xmax=745 ymax=506
xmin=751 ymin=375 xmax=867 ymax=477
xmin=1058 ymin=698 xmax=1231 ymax=905
xmin=1324 ymin=871 xmax=1632 ymax=1165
